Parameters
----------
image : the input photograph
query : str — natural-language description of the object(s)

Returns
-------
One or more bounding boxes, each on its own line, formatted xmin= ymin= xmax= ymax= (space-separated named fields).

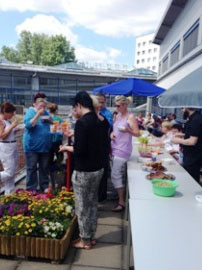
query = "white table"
xmin=125 ymin=142 xmax=202 ymax=270
xmin=128 ymin=199 xmax=202 ymax=270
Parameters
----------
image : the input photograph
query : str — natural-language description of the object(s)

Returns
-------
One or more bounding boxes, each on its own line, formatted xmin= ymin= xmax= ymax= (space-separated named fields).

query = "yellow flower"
xmin=25 ymin=231 xmax=28 ymax=235
xmin=28 ymin=228 xmax=32 ymax=233
xmin=31 ymin=223 xmax=36 ymax=227
xmin=16 ymin=232 xmax=20 ymax=236
xmin=39 ymin=210 xmax=43 ymax=213
xmin=25 ymin=224 xmax=30 ymax=228
xmin=5 ymin=220 xmax=10 ymax=226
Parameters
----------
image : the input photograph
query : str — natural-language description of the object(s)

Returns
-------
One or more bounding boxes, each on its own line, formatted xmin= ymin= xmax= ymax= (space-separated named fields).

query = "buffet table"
xmin=125 ymin=140 xmax=202 ymax=270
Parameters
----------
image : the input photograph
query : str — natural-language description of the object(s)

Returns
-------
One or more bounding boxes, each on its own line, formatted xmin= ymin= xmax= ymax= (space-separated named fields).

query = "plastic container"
xmin=152 ymin=180 xmax=178 ymax=197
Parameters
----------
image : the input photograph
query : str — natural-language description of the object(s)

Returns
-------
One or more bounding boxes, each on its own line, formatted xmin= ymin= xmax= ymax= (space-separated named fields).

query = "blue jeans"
xmin=25 ymin=152 xmax=50 ymax=191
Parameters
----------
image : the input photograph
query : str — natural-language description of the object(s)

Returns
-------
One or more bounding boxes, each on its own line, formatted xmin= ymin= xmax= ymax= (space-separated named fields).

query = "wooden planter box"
xmin=0 ymin=217 xmax=77 ymax=262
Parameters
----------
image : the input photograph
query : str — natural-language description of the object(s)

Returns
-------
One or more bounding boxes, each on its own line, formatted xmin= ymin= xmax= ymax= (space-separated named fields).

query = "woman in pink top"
xmin=111 ymin=96 xmax=140 ymax=211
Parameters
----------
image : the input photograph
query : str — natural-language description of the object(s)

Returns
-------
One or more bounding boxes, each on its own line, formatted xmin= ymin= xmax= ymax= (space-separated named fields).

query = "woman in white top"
xmin=0 ymin=102 xmax=18 ymax=194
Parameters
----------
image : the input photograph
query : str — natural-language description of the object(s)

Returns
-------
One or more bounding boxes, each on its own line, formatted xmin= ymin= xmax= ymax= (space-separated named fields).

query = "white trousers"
xmin=0 ymin=142 xmax=18 ymax=194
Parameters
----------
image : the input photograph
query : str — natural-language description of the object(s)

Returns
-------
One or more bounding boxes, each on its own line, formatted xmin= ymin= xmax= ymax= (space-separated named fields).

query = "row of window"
xmin=136 ymin=57 xmax=157 ymax=64
xmin=159 ymin=19 xmax=199 ymax=75
xmin=137 ymin=40 xmax=152 ymax=47
xmin=137 ymin=48 xmax=158 ymax=55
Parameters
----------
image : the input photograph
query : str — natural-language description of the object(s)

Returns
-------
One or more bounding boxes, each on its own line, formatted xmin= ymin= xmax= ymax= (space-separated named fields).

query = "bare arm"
xmin=125 ymin=114 xmax=140 ymax=137
xmin=0 ymin=120 xmax=18 ymax=140
xmin=171 ymin=136 xmax=198 ymax=146
xmin=30 ymin=109 xmax=43 ymax=127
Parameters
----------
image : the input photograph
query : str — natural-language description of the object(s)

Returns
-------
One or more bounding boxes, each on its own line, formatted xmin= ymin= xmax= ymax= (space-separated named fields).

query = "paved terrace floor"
xmin=0 ymin=178 xmax=133 ymax=270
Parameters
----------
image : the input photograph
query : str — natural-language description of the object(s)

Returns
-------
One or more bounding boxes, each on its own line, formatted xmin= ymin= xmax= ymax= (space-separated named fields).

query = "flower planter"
xmin=0 ymin=216 xmax=77 ymax=262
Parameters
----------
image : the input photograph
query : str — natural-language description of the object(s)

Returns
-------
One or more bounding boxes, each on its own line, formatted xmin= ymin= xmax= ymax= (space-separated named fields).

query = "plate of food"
xmin=146 ymin=171 xmax=175 ymax=181
xmin=143 ymin=161 xmax=167 ymax=172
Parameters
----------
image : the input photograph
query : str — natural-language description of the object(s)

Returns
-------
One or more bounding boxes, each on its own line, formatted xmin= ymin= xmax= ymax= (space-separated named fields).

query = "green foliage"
xmin=138 ymin=136 xmax=149 ymax=145
xmin=0 ymin=31 xmax=76 ymax=66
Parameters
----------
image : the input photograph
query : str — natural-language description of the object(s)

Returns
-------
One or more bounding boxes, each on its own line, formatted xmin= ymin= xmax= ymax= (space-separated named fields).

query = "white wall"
xmin=135 ymin=33 xmax=160 ymax=72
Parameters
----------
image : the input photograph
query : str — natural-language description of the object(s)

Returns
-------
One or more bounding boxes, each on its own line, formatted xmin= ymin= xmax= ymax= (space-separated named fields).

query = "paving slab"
xmin=17 ymin=261 xmax=70 ymax=270
xmin=71 ymin=266 xmax=118 ymax=270
xmin=95 ymin=224 xmax=122 ymax=244
xmin=73 ymin=243 xmax=122 ymax=268
xmin=63 ymin=246 xmax=77 ymax=264
xmin=0 ymin=259 xmax=19 ymax=270
xmin=97 ymin=211 xmax=123 ymax=226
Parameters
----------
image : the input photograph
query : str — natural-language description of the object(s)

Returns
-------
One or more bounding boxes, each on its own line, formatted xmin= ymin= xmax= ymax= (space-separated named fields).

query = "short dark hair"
xmin=73 ymin=91 xmax=94 ymax=111
xmin=48 ymin=103 xmax=58 ymax=113
xmin=97 ymin=93 xmax=106 ymax=100
xmin=172 ymin=124 xmax=182 ymax=132
xmin=34 ymin=92 xmax=47 ymax=102
xmin=1 ymin=102 xmax=16 ymax=114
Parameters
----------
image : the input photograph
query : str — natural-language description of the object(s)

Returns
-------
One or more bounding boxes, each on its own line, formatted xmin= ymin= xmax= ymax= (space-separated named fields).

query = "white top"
xmin=0 ymin=119 xmax=16 ymax=141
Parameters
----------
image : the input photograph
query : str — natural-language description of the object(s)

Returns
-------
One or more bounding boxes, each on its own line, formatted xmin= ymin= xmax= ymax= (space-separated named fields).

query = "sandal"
xmin=72 ymin=239 xmax=92 ymax=250
xmin=91 ymin=239 xmax=96 ymax=246
xmin=112 ymin=203 xmax=125 ymax=212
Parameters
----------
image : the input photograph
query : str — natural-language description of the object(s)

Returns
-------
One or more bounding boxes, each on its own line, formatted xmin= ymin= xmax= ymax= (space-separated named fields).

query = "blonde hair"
xmin=35 ymin=98 xmax=47 ymax=105
xmin=115 ymin=95 xmax=133 ymax=105
xmin=161 ymin=121 xmax=173 ymax=131
xmin=90 ymin=95 xmax=100 ymax=111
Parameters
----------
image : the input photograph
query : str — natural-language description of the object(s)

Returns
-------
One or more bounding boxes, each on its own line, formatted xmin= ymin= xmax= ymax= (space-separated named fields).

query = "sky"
xmin=0 ymin=0 xmax=170 ymax=69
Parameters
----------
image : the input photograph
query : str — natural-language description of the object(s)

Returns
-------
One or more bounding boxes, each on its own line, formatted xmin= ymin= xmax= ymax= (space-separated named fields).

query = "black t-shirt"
xmin=182 ymin=111 xmax=202 ymax=165
xmin=99 ymin=116 xmax=111 ymax=161
xmin=73 ymin=111 xmax=103 ymax=172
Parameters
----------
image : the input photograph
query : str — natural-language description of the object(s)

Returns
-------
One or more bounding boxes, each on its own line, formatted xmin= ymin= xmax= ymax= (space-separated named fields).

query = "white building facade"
xmin=135 ymin=33 xmax=160 ymax=72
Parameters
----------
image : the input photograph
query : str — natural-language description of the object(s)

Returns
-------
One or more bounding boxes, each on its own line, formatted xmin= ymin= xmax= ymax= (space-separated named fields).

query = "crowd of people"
xmin=0 ymin=91 xmax=202 ymax=249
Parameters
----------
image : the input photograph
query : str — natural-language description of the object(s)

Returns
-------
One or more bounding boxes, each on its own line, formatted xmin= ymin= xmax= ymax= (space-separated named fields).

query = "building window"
xmin=137 ymin=60 xmax=140 ymax=64
xmin=138 ymin=43 xmax=141 ymax=47
xmin=141 ymin=59 xmax=145 ymax=63
xmin=152 ymin=66 xmax=156 ymax=70
xmin=147 ymin=58 xmax=151 ymax=62
xmin=170 ymin=41 xmax=180 ymax=67
xmin=154 ymin=48 xmax=157 ymax=53
xmin=158 ymin=62 xmax=161 ymax=75
xmin=148 ymin=49 xmax=152 ymax=53
xmin=162 ymin=54 xmax=169 ymax=73
xmin=147 ymin=66 xmax=150 ymax=70
xmin=183 ymin=19 xmax=199 ymax=57
xmin=143 ymin=42 xmax=146 ymax=46
xmin=153 ymin=57 xmax=157 ymax=61
xmin=142 ymin=50 xmax=145 ymax=55
xmin=137 ymin=51 xmax=140 ymax=55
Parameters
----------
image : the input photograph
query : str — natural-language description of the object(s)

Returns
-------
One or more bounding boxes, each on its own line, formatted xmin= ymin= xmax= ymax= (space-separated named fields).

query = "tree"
xmin=0 ymin=46 xmax=19 ymax=63
xmin=0 ymin=31 xmax=76 ymax=66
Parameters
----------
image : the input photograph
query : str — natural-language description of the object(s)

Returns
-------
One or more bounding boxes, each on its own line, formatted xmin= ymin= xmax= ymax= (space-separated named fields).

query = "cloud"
xmin=15 ymin=14 xmax=122 ymax=63
xmin=16 ymin=14 xmax=78 ymax=45
xmin=1 ymin=0 xmax=170 ymax=37
xmin=75 ymin=46 xmax=122 ymax=64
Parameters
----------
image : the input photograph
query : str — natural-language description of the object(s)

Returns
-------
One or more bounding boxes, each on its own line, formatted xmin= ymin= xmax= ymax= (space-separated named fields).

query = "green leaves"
xmin=0 ymin=31 xmax=76 ymax=66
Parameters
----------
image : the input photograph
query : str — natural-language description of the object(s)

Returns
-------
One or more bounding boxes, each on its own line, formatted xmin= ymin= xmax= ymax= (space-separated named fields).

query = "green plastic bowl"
xmin=152 ymin=179 xmax=179 ymax=197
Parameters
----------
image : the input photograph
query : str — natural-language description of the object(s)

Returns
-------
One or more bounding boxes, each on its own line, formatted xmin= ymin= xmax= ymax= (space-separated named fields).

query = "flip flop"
xmin=112 ymin=203 xmax=125 ymax=212
xmin=91 ymin=239 xmax=96 ymax=246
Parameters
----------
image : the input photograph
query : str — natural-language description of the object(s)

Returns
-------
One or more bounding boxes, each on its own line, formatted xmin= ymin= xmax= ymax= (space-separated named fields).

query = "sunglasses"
xmin=115 ymin=104 xmax=121 ymax=108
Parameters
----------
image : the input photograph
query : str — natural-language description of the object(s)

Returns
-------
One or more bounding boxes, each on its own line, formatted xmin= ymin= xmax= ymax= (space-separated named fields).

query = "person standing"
xmin=111 ymin=96 xmax=140 ymax=211
xmin=91 ymin=95 xmax=111 ymax=202
xmin=48 ymin=103 xmax=63 ymax=189
xmin=172 ymin=108 xmax=202 ymax=183
xmin=23 ymin=93 xmax=52 ymax=192
xmin=59 ymin=91 xmax=103 ymax=249
xmin=97 ymin=93 xmax=113 ymax=126
xmin=0 ymin=102 xmax=18 ymax=194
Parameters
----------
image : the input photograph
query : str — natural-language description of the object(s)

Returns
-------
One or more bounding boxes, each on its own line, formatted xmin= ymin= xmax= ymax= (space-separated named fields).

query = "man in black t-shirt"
xmin=172 ymin=108 xmax=202 ymax=183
